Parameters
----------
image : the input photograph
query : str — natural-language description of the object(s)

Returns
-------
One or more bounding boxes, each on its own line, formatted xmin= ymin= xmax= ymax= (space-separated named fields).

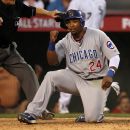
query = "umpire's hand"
xmin=0 ymin=17 xmax=3 ymax=26
xmin=49 ymin=10 xmax=60 ymax=18
xmin=102 ymin=76 xmax=113 ymax=90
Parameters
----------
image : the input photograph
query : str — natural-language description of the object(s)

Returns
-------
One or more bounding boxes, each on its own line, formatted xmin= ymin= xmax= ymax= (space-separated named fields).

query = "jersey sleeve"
xmin=16 ymin=0 xmax=36 ymax=18
xmin=100 ymin=30 xmax=120 ymax=60
xmin=55 ymin=38 xmax=66 ymax=63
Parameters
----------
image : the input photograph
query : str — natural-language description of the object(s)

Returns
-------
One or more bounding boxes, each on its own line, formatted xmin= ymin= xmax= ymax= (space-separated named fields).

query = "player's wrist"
xmin=48 ymin=42 xmax=55 ymax=51
xmin=106 ymin=68 xmax=115 ymax=78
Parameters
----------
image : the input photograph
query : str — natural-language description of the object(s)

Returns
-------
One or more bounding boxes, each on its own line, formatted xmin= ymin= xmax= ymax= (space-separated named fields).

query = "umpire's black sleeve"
xmin=16 ymin=0 xmax=36 ymax=18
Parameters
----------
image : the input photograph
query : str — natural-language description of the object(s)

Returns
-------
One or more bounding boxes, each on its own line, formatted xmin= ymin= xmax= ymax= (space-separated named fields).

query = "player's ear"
xmin=81 ymin=20 xmax=85 ymax=27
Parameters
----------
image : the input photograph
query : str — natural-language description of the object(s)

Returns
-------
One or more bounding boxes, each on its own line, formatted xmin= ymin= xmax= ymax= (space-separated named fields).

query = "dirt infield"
xmin=0 ymin=117 xmax=130 ymax=130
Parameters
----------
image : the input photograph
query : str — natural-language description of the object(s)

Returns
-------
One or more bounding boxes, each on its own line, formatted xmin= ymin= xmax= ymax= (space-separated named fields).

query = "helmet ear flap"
xmin=81 ymin=12 xmax=85 ymax=27
xmin=82 ymin=21 xmax=85 ymax=27
xmin=80 ymin=19 xmax=85 ymax=27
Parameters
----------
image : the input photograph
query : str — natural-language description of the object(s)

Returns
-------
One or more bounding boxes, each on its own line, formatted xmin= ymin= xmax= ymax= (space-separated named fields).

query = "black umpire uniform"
xmin=0 ymin=0 xmax=39 ymax=102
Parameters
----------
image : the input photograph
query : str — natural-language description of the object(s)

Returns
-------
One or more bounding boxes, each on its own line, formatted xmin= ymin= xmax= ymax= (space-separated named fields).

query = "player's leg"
xmin=18 ymin=69 xmax=79 ymax=124
xmin=77 ymin=79 xmax=110 ymax=122
xmin=25 ymin=69 xmax=79 ymax=116
xmin=76 ymin=81 xmax=119 ymax=122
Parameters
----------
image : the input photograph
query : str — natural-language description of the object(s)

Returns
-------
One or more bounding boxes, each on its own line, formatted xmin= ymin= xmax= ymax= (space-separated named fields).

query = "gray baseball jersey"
xmin=55 ymin=28 xmax=119 ymax=79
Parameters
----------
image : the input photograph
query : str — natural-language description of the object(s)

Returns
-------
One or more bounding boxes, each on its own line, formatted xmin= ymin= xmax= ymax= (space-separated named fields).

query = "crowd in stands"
xmin=22 ymin=0 xmax=71 ymax=10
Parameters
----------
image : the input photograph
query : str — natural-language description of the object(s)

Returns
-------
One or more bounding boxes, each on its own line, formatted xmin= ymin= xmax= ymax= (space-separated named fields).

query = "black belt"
xmin=87 ymin=77 xmax=103 ymax=81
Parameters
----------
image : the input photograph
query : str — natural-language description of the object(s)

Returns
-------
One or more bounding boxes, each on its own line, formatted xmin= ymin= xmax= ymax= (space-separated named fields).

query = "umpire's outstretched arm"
xmin=36 ymin=8 xmax=59 ymax=18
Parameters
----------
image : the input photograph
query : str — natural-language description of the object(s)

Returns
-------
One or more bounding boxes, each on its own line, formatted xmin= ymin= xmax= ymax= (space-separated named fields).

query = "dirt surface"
xmin=0 ymin=117 xmax=130 ymax=130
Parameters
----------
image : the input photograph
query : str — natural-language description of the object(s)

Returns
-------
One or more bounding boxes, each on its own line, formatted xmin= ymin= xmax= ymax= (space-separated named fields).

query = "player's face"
xmin=66 ymin=19 xmax=83 ymax=35
xmin=1 ymin=0 xmax=16 ymax=5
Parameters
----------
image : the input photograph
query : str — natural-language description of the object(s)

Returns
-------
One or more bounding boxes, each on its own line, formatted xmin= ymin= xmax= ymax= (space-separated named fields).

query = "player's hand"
xmin=50 ymin=30 xmax=59 ymax=43
xmin=49 ymin=10 xmax=61 ymax=18
xmin=55 ymin=12 xmax=68 ymax=29
xmin=102 ymin=76 xmax=113 ymax=90
xmin=0 ymin=17 xmax=3 ymax=26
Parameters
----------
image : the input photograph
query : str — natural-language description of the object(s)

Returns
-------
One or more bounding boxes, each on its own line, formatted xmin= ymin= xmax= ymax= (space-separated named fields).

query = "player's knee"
xmin=45 ymin=71 xmax=53 ymax=76
xmin=44 ymin=71 xmax=55 ymax=80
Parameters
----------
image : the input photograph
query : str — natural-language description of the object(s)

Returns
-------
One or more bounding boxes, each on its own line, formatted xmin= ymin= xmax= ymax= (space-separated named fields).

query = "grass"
xmin=0 ymin=113 xmax=130 ymax=118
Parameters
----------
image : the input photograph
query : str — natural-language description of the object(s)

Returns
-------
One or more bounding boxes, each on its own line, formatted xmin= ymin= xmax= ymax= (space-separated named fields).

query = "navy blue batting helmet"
xmin=65 ymin=9 xmax=85 ymax=27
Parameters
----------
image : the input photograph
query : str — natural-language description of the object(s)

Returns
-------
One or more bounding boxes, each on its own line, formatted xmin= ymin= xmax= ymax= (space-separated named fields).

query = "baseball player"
xmin=0 ymin=0 xmax=58 ymax=118
xmin=18 ymin=9 xmax=120 ymax=124
xmin=92 ymin=0 xmax=107 ymax=28
xmin=59 ymin=0 xmax=119 ymax=114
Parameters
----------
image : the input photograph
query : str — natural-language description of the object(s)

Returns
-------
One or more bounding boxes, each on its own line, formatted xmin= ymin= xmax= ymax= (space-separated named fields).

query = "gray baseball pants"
xmin=0 ymin=42 xmax=39 ymax=102
xmin=25 ymin=69 xmax=110 ymax=122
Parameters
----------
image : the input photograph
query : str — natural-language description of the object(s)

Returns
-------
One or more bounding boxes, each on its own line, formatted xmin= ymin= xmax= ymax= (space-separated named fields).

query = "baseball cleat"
xmin=40 ymin=110 xmax=55 ymax=120
xmin=75 ymin=114 xmax=104 ymax=123
xmin=97 ymin=114 xmax=104 ymax=123
xmin=18 ymin=113 xmax=37 ymax=124
xmin=75 ymin=114 xmax=85 ymax=123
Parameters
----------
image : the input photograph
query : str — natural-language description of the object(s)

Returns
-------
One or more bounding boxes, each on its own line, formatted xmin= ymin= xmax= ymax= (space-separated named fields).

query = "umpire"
xmin=0 ymin=0 xmax=58 ymax=102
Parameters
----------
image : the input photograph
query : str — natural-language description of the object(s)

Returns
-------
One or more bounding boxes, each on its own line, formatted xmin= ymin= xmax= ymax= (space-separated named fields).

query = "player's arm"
xmin=47 ymin=31 xmax=59 ymax=65
xmin=19 ymin=1 xmax=60 ymax=18
xmin=102 ymin=55 xmax=120 ymax=90
xmin=99 ymin=30 xmax=120 ymax=90
xmin=35 ymin=8 xmax=59 ymax=18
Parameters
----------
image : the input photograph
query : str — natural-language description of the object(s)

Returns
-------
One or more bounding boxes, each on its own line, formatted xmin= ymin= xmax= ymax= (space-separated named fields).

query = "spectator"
xmin=47 ymin=0 xmax=71 ymax=11
xmin=0 ymin=67 xmax=20 ymax=110
xmin=118 ymin=91 xmax=128 ymax=99
xmin=42 ymin=0 xmax=50 ymax=9
xmin=112 ymin=96 xmax=130 ymax=113
xmin=92 ymin=0 xmax=106 ymax=28
xmin=0 ymin=67 xmax=28 ymax=113
xmin=23 ymin=0 xmax=44 ymax=8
